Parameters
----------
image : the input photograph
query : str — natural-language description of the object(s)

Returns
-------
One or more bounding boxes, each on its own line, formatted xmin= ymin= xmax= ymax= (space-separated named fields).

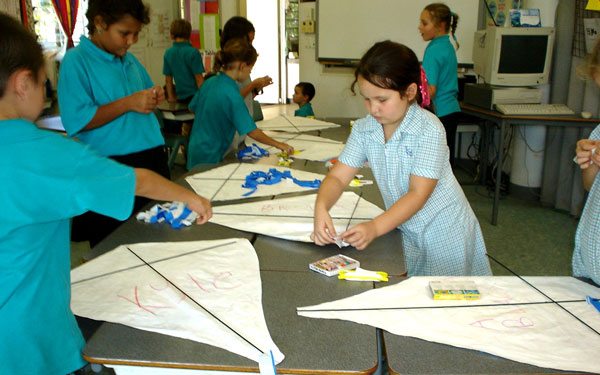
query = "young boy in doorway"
xmin=293 ymin=81 xmax=316 ymax=118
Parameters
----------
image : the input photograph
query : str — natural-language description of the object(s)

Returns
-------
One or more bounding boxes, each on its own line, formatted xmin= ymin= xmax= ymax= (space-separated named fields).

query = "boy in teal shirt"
xmin=0 ymin=13 xmax=212 ymax=374
xmin=293 ymin=81 xmax=316 ymax=117
xmin=164 ymin=19 xmax=205 ymax=104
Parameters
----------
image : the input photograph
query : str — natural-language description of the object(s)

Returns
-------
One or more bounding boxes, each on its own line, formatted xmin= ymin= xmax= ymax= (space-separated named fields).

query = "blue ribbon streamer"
xmin=587 ymin=296 xmax=600 ymax=313
xmin=237 ymin=143 xmax=269 ymax=161
xmin=241 ymin=168 xmax=321 ymax=196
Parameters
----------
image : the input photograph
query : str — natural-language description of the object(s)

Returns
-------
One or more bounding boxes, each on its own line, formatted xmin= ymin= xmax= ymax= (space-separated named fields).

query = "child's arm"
xmin=312 ymin=163 xmax=358 ymax=246
xmin=81 ymin=86 xmax=164 ymax=131
xmin=427 ymin=84 xmax=437 ymax=99
xmin=240 ymin=76 xmax=273 ymax=98
xmin=341 ymin=174 xmax=437 ymax=250
xmin=165 ymin=76 xmax=177 ymax=103
xmin=247 ymin=129 xmax=294 ymax=154
xmin=575 ymin=139 xmax=600 ymax=191
xmin=134 ymin=168 xmax=212 ymax=224
xmin=195 ymin=74 xmax=204 ymax=90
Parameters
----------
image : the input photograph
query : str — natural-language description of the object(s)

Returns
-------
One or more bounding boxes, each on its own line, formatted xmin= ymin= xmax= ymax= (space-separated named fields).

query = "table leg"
xmin=492 ymin=121 xmax=506 ymax=226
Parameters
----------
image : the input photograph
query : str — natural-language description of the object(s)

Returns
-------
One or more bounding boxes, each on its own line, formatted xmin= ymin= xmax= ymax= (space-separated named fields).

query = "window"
xmin=31 ymin=0 xmax=88 ymax=53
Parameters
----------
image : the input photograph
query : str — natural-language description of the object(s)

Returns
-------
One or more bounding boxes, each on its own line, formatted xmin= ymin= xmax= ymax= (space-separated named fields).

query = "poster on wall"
xmin=200 ymin=13 xmax=220 ymax=51
xmin=484 ymin=0 xmax=521 ymax=27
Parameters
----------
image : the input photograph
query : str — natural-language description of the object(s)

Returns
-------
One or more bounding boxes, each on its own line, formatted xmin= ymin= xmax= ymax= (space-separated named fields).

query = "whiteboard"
xmin=317 ymin=0 xmax=481 ymax=65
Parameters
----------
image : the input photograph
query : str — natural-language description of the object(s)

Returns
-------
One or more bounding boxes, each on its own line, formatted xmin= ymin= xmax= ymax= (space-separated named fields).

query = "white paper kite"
xmin=71 ymin=239 xmax=284 ymax=364
xmin=251 ymin=131 xmax=345 ymax=162
xmin=210 ymin=191 xmax=383 ymax=242
xmin=256 ymin=115 xmax=340 ymax=132
xmin=185 ymin=163 xmax=324 ymax=202
xmin=297 ymin=276 xmax=600 ymax=373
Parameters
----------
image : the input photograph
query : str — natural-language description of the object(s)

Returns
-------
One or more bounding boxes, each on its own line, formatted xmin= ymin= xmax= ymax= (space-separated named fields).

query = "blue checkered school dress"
xmin=338 ymin=104 xmax=492 ymax=276
xmin=572 ymin=125 xmax=600 ymax=284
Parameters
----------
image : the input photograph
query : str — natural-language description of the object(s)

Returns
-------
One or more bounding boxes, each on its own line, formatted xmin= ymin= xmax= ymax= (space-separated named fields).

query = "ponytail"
xmin=212 ymin=38 xmax=258 ymax=73
xmin=424 ymin=3 xmax=459 ymax=50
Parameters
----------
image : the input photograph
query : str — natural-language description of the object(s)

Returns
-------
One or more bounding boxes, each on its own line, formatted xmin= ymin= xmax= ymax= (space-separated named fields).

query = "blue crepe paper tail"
xmin=587 ymin=295 xmax=600 ymax=313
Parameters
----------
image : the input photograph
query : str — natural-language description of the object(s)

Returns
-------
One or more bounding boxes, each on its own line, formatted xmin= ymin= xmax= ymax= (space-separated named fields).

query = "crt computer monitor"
xmin=472 ymin=27 xmax=555 ymax=86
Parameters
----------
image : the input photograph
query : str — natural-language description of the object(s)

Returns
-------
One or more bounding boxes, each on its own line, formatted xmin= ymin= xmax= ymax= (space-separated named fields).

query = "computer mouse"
xmin=581 ymin=111 xmax=592 ymax=119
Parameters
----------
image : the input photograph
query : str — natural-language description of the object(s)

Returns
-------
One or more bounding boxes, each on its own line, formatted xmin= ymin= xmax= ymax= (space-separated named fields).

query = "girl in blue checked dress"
xmin=313 ymin=40 xmax=492 ymax=276
xmin=572 ymin=40 xmax=600 ymax=285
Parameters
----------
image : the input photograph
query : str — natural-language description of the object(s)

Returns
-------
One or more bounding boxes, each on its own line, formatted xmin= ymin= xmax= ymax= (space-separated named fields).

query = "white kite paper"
xmin=210 ymin=191 xmax=383 ymax=242
xmin=71 ymin=239 xmax=284 ymax=364
xmin=185 ymin=163 xmax=324 ymax=202
xmin=256 ymin=115 xmax=340 ymax=132
xmin=251 ymin=131 xmax=345 ymax=162
xmin=297 ymin=276 xmax=600 ymax=373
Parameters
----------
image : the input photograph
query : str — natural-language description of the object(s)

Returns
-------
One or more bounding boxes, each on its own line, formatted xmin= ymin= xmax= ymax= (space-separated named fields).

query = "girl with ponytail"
xmin=419 ymin=2 xmax=461 ymax=167
xmin=186 ymin=38 xmax=293 ymax=169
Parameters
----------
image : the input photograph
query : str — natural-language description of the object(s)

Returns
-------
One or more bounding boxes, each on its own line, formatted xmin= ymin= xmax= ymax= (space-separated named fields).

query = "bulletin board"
xmin=316 ymin=0 xmax=481 ymax=65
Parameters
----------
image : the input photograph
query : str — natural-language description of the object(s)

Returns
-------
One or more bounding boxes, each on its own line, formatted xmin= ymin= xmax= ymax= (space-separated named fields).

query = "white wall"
xmin=299 ymin=2 xmax=365 ymax=119
xmin=219 ymin=0 xmax=239 ymax=28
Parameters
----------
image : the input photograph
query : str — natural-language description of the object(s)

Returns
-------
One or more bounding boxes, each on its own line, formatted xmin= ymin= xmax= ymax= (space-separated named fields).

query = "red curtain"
xmin=50 ymin=0 xmax=79 ymax=48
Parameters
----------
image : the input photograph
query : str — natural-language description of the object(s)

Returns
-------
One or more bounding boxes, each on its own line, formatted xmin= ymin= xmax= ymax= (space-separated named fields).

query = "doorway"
xmin=245 ymin=0 xmax=299 ymax=104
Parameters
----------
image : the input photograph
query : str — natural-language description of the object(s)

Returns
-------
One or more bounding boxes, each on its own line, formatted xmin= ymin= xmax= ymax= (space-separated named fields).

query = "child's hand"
xmin=254 ymin=76 xmax=273 ymax=90
xmin=187 ymin=195 xmax=213 ymax=224
xmin=340 ymin=222 xmax=377 ymax=250
xmin=312 ymin=209 xmax=336 ymax=246
xmin=130 ymin=88 xmax=160 ymax=114
xmin=277 ymin=142 xmax=294 ymax=155
xmin=575 ymin=139 xmax=600 ymax=169
xmin=152 ymin=85 xmax=166 ymax=103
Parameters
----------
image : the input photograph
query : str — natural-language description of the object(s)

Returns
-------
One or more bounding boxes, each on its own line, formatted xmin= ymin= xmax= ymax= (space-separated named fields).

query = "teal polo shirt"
xmin=0 ymin=119 xmax=135 ymax=374
xmin=58 ymin=36 xmax=164 ymax=157
xmin=422 ymin=35 xmax=461 ymax=117
xmin=187 ymin=73 xmax=257 ymax=169
xmin=163 ymin=41 xmax=205 ymax=100
xmin=294 ymin=102 xmax=315 ymax=117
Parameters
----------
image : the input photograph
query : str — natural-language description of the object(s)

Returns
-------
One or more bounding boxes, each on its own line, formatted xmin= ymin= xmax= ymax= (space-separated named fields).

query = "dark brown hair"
xmin=170 ymin=19 xmax=192 ymax=39
xmin=220 ymin=16 xmax=255 ymax=48
xmin=424 ymin=3 xmax=460 ymax=49
xmin=86 ymin=0 xmax=150 ymax=34
xmin=0 ymin=12 xmax=45 ymax=98
xmin=213 ymin=38 xmax=258 ymax=72
xmin=296 ymin=82 xmax=316 ymax=101
xmin=351 ymin=40 xmax=422 ymax=105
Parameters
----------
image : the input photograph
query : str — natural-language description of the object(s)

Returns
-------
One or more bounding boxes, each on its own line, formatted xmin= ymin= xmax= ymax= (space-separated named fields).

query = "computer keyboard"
xmin=494 ymin=103 xmax=575 ymax=116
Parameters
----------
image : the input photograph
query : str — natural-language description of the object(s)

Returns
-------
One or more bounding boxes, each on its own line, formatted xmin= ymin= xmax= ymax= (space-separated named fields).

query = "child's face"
xmin=94 ymin=15 xmax=143 ymax=57
xmin=292 ymin=86 xmax=306 ymax=105
xmin=21 ymin=68 xmax=47 ymax=122
xmin=357 ymin=75 xmax=413 ymax=129
xmin=237 ymin=62 xmax=254 ymax=82
xmin=418 ymin=10 xmax=443 ymax=42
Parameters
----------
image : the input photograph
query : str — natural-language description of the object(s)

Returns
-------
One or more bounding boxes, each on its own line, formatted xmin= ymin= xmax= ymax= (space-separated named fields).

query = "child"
xmin=58 ymin=0 xmax=170 ymax=246
xmin=312 ymin=40 xmax=492 ymax=277
xmin=293 ymin=82 xmax=316 ymax=118
xmin=186 ymin=38 xmax=293 ymax=169
xmin=572 ymin=40 xmax=600 ymax=285
xmin=221 ymin=16 xmax=273 ymax=119
xmin=419 ymin=3 xmax=461 ymax=166
xmin=0 ymin=13 xmax=211 ymax=375
xmin=164 ymin=19 xmax=205 ymax=104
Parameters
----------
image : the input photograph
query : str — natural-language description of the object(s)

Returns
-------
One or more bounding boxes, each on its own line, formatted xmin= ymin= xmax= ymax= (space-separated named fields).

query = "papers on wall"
xmin=251 ymin=131 xmax=345 ymax=161
xmin=185 ymin=163 xmax=325 ymax=201
xmin=297 ymin=276 xmax=600 ymax=373
xmin=256 ymin=115 xmax=340 ymax=132
xmin=71 ymin=239 xmax=284 ymax=364
xmin=210 ymin=191 xmax=383 ymax=242
xmin=584 ymin=18 xmax=600 ymax=53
